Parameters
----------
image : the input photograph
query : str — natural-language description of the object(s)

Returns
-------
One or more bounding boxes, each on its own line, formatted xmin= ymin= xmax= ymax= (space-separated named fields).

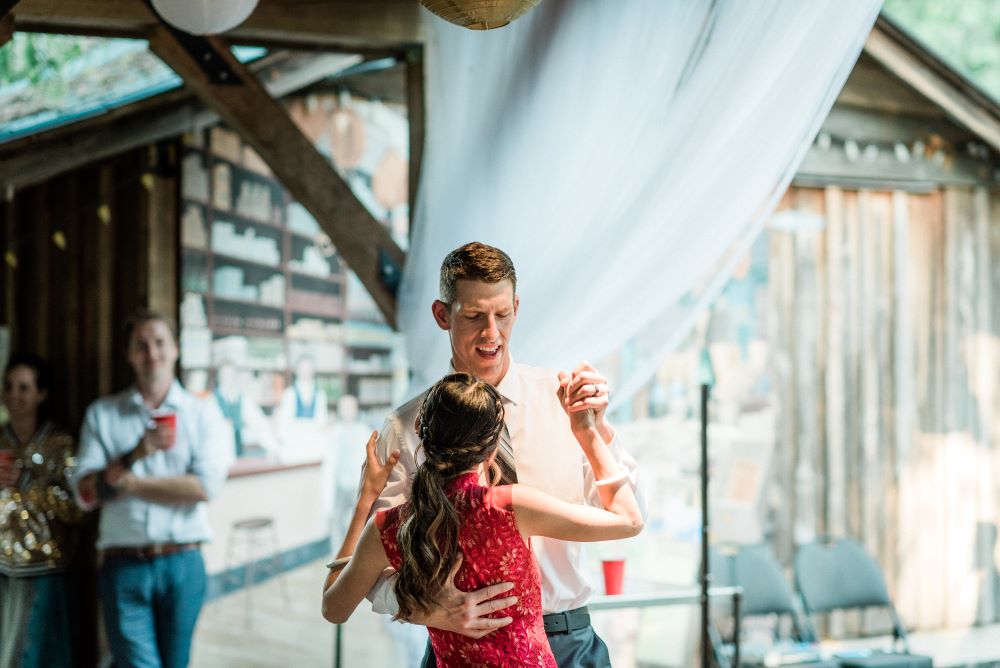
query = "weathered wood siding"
xmin=770 ymin=184 xmax=1000 ymax=630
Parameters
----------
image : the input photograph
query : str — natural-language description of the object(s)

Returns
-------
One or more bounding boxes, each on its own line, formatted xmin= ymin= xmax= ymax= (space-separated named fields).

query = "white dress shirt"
xmin=71 ymin=381 xmax=234 ymax=549
xmin=370 ymin=362 xmax=642 ymax=614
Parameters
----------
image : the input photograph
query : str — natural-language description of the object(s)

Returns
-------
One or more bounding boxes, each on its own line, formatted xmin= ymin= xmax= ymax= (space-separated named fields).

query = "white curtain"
xmin=401 ymin=0 xmax=881 ymax=396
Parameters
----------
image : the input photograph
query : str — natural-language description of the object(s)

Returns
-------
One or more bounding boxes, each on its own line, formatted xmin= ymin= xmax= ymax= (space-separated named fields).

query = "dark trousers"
xmin=420 ymin=623 xmax=611 ymax=668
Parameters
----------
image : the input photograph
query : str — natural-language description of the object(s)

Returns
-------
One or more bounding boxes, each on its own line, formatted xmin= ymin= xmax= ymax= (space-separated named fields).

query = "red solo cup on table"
xmin=602 ymin=559 xmax=625 ymax=595
xmin=151 ymin=411 xmax=177 ymax=448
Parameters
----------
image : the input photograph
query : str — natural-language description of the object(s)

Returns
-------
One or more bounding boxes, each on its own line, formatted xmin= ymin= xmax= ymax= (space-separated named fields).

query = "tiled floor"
xmin=191 ymin=560 xmax=403 ymax=668
xmin=191 ymin=558 xmax=1000 ymax=667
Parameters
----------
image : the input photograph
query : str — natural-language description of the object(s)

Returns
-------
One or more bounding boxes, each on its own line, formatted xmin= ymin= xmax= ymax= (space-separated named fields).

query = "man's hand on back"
xmin=407 ymin=554 xmax=518 ymax=638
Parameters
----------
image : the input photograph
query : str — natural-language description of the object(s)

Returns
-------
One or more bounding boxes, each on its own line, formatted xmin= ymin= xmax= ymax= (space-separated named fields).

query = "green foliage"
xmin=883 ymin=0 xmax=1000 ymax=101
xmin=0 ymin=33 xmax=91 ymax=84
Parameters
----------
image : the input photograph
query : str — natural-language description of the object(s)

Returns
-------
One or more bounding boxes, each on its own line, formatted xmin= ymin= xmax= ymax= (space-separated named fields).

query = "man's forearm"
xmin=123 ymin=474 xmax=208 ymax=505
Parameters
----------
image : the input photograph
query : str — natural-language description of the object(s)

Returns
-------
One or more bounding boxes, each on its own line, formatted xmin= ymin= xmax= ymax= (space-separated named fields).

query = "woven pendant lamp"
xmin=420 ymin=0 xmax=541 ymax=30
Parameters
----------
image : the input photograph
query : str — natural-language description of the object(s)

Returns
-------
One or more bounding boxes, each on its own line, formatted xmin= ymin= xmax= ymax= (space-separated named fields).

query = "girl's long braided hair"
xmin=394 ymin=373 xmax=505 ymax=620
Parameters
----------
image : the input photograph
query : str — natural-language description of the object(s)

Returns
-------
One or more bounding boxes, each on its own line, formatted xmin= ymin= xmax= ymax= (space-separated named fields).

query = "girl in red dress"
xmin=322 ymin=373 xmax=642 ymax=667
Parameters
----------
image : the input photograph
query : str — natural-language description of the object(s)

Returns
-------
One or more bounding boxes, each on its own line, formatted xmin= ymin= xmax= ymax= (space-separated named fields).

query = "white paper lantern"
xmin=151 ymin=0 xmax=259 ymax=35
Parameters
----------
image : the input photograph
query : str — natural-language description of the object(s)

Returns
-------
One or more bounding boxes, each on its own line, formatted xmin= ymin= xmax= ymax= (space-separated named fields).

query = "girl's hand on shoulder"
xmin=359 ymin=430 xmax=400 ymax=504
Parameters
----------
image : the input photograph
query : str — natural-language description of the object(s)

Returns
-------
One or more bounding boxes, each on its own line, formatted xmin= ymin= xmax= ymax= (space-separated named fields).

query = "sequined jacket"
xmin=0 ymin=422 xmax=82 ymax=576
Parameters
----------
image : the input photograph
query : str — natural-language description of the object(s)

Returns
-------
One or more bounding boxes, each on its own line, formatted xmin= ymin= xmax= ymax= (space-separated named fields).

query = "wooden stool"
xmin=224 ymin=517 xmax=289 ymax=627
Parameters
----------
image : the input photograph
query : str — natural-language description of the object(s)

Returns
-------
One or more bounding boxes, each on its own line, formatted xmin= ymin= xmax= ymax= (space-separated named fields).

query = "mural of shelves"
xmin=178 ymin=106 xmax=408 ymax=430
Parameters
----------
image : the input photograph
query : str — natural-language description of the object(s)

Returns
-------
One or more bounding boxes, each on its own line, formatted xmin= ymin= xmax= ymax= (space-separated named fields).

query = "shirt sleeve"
xmin=581 ymin=432 xmax=647 ymax=519
xmin=44 ymin=432 xmax=85 ymax=524
xmin=316 ymin=391 xmax=328 ymax=426
xmin=190 ymin=398 xmax=235 ymax=500
xmin=70 ymin=402 xmax=112 ymax=510
xmin=368 ymin=414 xmax=414 ymax=515
xmin=366 ymin=414 xmax=414 ymax=614
xmin=368 ymin=568 xmax=402 ymax=616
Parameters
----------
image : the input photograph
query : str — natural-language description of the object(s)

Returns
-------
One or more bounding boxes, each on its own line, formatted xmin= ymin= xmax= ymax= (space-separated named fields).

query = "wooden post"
xmin=0 ymin=12 xmax=14 ymax=47
xmin=792 ymin=189 xmax=822 ymax=546
xmin=406 ymin=46 xmax=425 ymax=228
xmin=142 ymin=141 xmax=179 ymax=319
xmin=148 ymin=26 xmax=405 ymax=328
xmin=1 ymin=192 xmax=14 ymax=329
xmin=890 ymin=188 xmax=911 ymax=616
xmin=824 ymin=186 xmax=847 ymax=538
xmin=769 ymin=226 xmax=796 ymax=561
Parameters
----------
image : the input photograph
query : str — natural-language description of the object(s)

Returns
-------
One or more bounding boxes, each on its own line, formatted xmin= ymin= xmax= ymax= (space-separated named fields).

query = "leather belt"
xmin=542 ymin=606 xmax=591 ymax=634
xmin=102 ymin=542 xmax=201 ymax=560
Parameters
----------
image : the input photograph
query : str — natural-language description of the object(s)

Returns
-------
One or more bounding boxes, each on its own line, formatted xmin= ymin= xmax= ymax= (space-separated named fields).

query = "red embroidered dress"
xmin=376 ymin=472 xmax=557 ymax=668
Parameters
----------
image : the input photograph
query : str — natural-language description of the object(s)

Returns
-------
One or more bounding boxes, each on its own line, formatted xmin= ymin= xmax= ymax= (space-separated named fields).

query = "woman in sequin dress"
xmin=0 ymin=353 xmax=82 ymax=668
xmin=322 ymin=373 xmax=643 ymax=667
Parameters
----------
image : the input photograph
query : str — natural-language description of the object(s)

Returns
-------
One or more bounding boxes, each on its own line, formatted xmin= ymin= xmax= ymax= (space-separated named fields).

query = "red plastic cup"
xmin=79 ymin=477 xmax=97 ymax=506
xmin=602 ymin=559 xmax=625 ymax=595
xmin=151 ymin=411 xmax=177 ymax=448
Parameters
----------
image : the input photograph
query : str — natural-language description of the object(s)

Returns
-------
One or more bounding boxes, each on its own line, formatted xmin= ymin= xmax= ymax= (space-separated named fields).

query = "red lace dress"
xmin=376 ymin=472 xmax=556 ymax=668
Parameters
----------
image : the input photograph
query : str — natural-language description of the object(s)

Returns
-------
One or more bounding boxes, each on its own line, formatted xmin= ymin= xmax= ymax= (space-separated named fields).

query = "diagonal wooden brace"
xmin=148 ymin=26 xmax=405 ymax=328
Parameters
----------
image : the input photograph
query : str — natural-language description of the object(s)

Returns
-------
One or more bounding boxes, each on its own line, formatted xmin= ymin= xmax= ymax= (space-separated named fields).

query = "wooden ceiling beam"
xmin=0 ymin=13 xmax=14 ymax=47
xmin=866 ymin=17 xmax=1000 ymax=152
xmin=148 ymin=25 xmax=404 ymax=328
xmin=14 ymin=0 xmax=423 ymax=50
xmin=0 ymin=0 xmax=19 ymax=46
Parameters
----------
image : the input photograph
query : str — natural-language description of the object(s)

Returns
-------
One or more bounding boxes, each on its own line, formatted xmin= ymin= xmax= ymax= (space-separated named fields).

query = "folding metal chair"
xmin=794 ymin=537 xmax=933 ymax=668
xmin=710 ymin=544 xmax=838 ymax=667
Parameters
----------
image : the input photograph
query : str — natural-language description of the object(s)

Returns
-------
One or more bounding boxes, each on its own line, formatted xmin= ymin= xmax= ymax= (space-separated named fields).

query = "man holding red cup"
xmin=70 ymin=310 xmax=233 ymax=668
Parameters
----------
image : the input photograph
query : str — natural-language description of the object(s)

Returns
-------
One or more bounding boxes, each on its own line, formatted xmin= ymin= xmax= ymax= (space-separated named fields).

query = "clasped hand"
xmin=558 ymin=362 xmax=613 ymax=440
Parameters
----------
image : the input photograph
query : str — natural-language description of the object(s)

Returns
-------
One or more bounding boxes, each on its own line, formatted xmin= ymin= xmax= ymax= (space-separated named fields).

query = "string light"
xmin=815 ymin=131 xmax=994 ymax=169
xmin=893 ymin=142 xmax=910 ymax=163
xmin=97 ymin=204 xmax=111 ymax=225
xmin=844 ymin=139 xmax=860 ymax=162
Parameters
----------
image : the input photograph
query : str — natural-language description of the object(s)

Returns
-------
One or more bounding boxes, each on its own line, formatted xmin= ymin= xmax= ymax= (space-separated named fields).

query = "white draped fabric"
xmin=400 ymin=0 xmax=881 ymax=396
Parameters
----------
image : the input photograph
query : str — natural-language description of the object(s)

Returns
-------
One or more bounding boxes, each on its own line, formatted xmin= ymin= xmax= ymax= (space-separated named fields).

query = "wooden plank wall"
xmin=0 ymin=140 xmax=179 ymax=667
xmin=770 ymin=184 xmax=1000 ymax=631
xmin=0 ymin=142 xmax=179 ymax=429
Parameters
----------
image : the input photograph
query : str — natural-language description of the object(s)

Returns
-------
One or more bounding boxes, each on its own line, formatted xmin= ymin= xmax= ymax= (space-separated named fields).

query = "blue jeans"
xmin=99 ymin=550 xmax=207 ymax=668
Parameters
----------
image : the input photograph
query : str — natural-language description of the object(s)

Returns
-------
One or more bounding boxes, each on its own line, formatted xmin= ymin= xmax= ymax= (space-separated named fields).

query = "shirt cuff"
xmin=367 ymin=568 xmax=401 ymax=616
xmin=69 ymin=468 xmax=101 ymax=512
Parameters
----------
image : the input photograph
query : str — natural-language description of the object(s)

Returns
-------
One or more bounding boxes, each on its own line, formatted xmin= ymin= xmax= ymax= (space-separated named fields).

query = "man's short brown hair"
xmin=124 ymin=309 xmax=178 ymax=345
xmin=439 ymin=242 xmax=517 ymax=304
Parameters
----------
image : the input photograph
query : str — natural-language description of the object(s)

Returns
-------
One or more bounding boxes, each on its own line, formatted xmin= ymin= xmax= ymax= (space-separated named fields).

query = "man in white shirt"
xmin=369 ymin=242 xmax=641 ymax=667
xmin=71 ymin=310 xmax=233 ymax=668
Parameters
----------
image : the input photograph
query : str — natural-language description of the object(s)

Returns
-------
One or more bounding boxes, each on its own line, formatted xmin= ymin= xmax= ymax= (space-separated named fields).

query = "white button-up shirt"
xmin=370 ymin=362 xmax=642 ymax=614
xmin=71 ymin=381 xmax=234 ymax=549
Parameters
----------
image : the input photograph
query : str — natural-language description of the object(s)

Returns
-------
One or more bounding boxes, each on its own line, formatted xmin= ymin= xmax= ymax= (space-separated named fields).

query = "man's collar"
xmin=494 ymin=361 xmax=522 ymax=406
xmin=126 ymin=380 xmax=183 ymax=411
xmin=446 ymin=359 xmax=522 ymax=406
